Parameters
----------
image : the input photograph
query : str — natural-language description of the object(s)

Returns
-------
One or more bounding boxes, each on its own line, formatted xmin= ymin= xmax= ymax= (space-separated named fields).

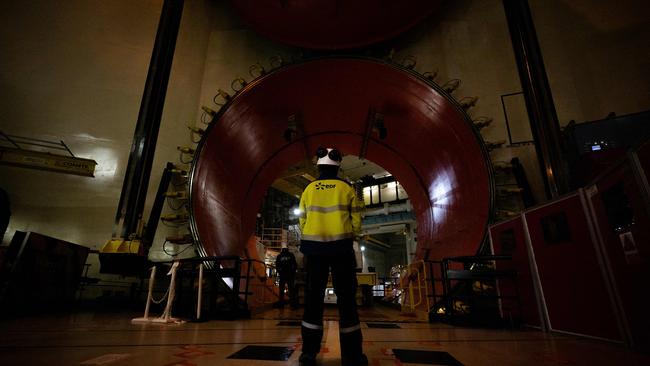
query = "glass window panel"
xmin=363 ymin=187 xmax=372 ymax=205
xmin=380 ymin=182 xmax=397 ymax=202
xmin=396 ymin=182 xmax=408 ymax=200
xmin=371 ymin=185 xmax=380 ymax=204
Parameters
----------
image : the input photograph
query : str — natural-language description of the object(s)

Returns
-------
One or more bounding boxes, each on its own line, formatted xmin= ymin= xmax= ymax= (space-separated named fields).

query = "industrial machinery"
xmin=188 ymin=56 xmax=495 ymax=267
xmin=563 ymin=110 xmax=650 ymax=188
xmin=99 ymin=0 xmax=508 ymax=320
xmin=230 ymin=0 xmax=442 ymax=50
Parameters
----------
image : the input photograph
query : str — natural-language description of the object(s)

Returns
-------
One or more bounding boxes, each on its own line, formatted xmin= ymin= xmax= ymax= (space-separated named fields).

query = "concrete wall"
xmin=391 ymin=0 xmax=650 ymax=203
xmin=392 ymin=0 xmax=548 ymax=202
xmin=530 ymin=0 xmax=650 ymax=124
xmin=0 ymin=0 xmax=213 ymax=289
xmin=197 ymin=2 xmax=298 ymax=115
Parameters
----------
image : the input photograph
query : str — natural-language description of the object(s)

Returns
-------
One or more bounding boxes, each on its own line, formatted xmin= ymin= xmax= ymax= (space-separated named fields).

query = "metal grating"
xmin=392 ymin=349 xmax=463 ymax=365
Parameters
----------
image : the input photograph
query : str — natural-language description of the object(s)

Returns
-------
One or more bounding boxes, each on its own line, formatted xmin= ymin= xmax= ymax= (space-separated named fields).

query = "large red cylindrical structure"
xmin=230 ymin=0 xmax=443 ymax=49
xmin=190 ymin=58 xmax=493 ymax=261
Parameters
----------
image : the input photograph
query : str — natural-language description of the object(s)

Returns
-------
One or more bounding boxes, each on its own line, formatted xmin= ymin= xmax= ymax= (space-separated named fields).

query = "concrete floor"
xmin=0 ymin=306 xmax=648 ymax=366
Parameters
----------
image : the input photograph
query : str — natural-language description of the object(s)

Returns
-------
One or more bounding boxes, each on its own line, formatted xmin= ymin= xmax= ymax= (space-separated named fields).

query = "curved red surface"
xmin=191 ymin=58 xmax=492 ymax=261
xmin=230 ymin=0 xmax=442 ymax=49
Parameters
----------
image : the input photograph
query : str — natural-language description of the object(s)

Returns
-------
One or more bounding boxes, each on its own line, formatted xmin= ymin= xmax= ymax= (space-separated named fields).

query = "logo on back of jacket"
xmin=315 ymin=182 xmax=336 ymax=190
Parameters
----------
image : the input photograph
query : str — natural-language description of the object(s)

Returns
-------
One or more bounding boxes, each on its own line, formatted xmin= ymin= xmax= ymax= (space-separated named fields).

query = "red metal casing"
xmin=586 ymin=158 xmax=650 ymax=349
xmin=524 ymin=193 xmax=623 ymax=341
xmin=489 ymin=217 xmax=541 ymax=327
xmin=190 ymin=58 xmax=492 ymax=262
xmin=230 ymin=0 xmax=442 ymax=49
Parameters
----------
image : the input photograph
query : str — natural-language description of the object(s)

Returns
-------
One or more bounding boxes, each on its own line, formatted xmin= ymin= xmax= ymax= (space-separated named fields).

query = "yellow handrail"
xmin=403 ymin=260 xmax=433 ymax=312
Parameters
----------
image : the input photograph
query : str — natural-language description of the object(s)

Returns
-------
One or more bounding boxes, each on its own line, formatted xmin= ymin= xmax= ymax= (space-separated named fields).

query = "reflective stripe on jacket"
xmin=298 ymin=179 xmax=363 ymax=242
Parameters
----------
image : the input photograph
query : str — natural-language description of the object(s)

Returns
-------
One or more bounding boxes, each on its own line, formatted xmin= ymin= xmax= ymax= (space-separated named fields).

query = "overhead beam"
xmin=0 ymin=147 xmax=97 ymax=177
xmin=503 ymin=0 xmax=570 ymax=199
xmin=113 ymin=0 xmax=184 ymax=239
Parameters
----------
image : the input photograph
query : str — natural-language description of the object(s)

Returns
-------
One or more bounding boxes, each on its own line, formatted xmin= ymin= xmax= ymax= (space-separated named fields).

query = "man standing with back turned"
xmin=275 ymin=242 xmax=298 ymax=308
xmin=298 ymin=147 xmax=367 ymax=366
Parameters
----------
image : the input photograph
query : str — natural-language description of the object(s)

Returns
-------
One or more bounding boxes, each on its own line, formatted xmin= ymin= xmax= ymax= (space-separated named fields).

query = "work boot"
xmin=340 ymin=328 xmax=365 ymax=366
xmin=299 ymin=352 xmax=317 ymax=366
xmin=341 ymin=353 xmax=368 ymax=366
xmin=301 ymin=325 xmax=323 ymax=356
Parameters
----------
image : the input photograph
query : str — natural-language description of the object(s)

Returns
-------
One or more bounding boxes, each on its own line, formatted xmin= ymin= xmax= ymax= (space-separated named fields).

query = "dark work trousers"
xmin=278 ymin=273 xmax=296 ymax=305
xmin=301 ymin=251 xmax=363 ymax=359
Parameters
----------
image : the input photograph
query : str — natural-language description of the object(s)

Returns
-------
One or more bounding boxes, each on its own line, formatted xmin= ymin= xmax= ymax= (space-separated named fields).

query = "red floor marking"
xmin=172 ymin=351 xmax=210 ymax=359
xmin=173 ymin=345 xmax=214 ymax=359
xmin=163 ymin=361 xmax=196 ymax=366
xmin=175 ymin=346 xmax=202 ymax=351
xmin=320 ymin=347 xmax=329 ymax=354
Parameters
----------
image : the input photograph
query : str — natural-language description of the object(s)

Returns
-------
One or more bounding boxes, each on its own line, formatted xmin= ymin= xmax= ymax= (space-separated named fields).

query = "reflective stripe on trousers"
xmin=339 ymin=323 xmax=361 ymax=333
xmin=302 ymin=321 xmax=323 ymax=330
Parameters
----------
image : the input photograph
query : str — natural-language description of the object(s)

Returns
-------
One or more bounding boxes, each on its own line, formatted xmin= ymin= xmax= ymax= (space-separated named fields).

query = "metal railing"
xmin=400 ymin=260 xmax=432 ymax=313
xmin=433 ymin=255 xmax=521 ymax=324
xmin=132 ymin=255 xmax=280 ymax=321
xmin=242 ymin=258 xmax=279 ymax=307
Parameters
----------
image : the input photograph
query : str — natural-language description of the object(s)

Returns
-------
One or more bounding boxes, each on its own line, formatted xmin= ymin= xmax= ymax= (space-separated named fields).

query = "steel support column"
xmin=503 ymin=0 xmax=569 ymax=199
xmin=114 ymin=0 xmax=184 ymax=239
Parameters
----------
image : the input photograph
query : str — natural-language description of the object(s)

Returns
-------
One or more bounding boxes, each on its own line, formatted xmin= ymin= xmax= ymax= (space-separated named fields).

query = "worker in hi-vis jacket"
xmin=297 ymin=147 xmax=367 ymax=366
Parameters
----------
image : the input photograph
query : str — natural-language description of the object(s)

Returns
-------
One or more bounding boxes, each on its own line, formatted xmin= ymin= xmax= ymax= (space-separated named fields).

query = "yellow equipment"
xmin=101 ymin=239 xmax=143 ymax=255
xmin=99 ymin=238 xmax=147 ymax=275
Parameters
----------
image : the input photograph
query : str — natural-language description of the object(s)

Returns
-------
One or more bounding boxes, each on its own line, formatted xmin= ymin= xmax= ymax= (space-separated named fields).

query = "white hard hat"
xmin=316 ymin=147 xmax=342 ymax=166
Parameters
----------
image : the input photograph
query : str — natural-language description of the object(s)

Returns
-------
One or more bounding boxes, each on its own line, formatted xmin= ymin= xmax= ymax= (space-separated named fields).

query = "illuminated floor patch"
xmin=80 ymin=354 xmax=131 ymax=365
xmin=392 ymin=349 xmax=463 ymax=365
xmin=227 ymin=345 xmax=295 ymax=361
xmin=366 ymin=322 xmax=401 ymax=329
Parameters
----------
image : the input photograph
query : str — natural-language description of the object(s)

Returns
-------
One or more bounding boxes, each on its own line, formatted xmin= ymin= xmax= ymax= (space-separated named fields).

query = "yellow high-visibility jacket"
xmin=298 ymin=179 xmax=363 ymax=243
